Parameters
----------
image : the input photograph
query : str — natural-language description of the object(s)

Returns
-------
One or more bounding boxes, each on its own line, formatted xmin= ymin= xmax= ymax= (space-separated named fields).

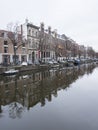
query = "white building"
xmin=19 ymin=19 xmax=40 ymax=64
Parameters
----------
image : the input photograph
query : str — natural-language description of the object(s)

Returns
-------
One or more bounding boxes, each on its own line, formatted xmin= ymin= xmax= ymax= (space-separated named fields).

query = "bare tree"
xmin=4 ymin=23 xmax=27 ymax=65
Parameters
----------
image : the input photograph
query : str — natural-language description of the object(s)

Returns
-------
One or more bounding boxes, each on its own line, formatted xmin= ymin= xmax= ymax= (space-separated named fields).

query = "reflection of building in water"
xmin=0 ymin=63 xmax=97 ymax=111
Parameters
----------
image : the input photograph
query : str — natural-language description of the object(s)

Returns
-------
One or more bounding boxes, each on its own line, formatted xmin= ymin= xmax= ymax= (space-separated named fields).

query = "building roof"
xmin=27 ymin=23 xmax=39 ymax=29
xmin=0 ymin=30 xmax=22 ymax=41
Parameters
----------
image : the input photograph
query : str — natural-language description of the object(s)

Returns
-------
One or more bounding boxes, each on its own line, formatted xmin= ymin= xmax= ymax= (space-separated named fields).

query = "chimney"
xmin=21 ymin=25 xmax=23 ymax=35
xmin=48 ymin=26 xmax=51 ymax=34
xmin=40 ymin=22 xmax=44 ymax=32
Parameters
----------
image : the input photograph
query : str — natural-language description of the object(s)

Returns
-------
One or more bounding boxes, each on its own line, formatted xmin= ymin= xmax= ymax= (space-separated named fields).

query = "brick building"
xmin=0 ymin=30 xmax=28 ymax=65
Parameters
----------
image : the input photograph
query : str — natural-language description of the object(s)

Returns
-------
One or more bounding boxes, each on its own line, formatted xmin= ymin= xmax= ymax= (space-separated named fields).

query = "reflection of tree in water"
xmin=0 ymin=63 xmax=97 ymax=118
xmin=9 ymin=102 xmax=24 ymax=119
xmin=8 ymin=76 xmax=24 ymax=119
xmin=86 ymin=63 xmax=96 ymax=75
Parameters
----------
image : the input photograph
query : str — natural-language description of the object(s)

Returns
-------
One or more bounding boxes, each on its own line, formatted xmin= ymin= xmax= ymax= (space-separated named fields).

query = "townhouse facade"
xmin=27 ymin=23 xmax=40 ymax=64
xmin=39 ymin=23 xmax=56 ymax=62
xmin=19 ymin=20 xmax=40 ymax=64
xmin=0 ymin=30 xmax=28 ymax=65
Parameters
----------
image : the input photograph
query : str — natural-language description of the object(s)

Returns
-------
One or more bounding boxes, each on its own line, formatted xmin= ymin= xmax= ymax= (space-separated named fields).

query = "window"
xmin=22 ymin=43 xmax=25 ymax=47
xmin=32 ymin=39 xmax=35 ymax=48
xmin=22 ymin=48 xmax=26 ymax=53
xmin=29 ymin=54 xmax=32 ymax=60
xmin=28 ymin=29 xmax=31 ymax=35
xmin=36 ymin=32 xmax=37 ymax=37
xmin=32 ymin=30 xmax=34 ymax=36
xmin=36 ymin=42 xmax=38 ymax=49
xmin=4 ymin=47 xmax=8 ymax=53
xmin=29 ymin=39 xmax=32 ymax=48
xmin=14 ymin=42 xmax=17 ymax=46
xmin=1 ymin=33 xmax=4 ymax=37
xmin=4 ymin=40 xmax=8 ymax=45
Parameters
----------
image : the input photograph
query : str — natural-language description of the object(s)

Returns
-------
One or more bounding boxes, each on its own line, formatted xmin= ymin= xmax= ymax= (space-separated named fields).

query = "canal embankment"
xmin=0 ymin=64 xmax=51 ymax=75
xmin=0 ymin=61 xmax=98 ymax=75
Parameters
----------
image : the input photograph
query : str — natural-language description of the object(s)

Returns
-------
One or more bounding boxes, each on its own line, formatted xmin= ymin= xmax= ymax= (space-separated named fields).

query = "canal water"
xmin=0 ymin=63 xmax=98 ymax=130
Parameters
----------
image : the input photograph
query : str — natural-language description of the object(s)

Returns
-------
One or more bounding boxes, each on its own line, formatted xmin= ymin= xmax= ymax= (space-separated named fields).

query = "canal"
xmin=0 ymin=63 xmax=98 ymax=130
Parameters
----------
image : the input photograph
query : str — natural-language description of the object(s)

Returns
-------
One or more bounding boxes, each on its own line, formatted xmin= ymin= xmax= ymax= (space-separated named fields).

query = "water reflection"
xmin=0 ymin=63 xmax=97 ymax=118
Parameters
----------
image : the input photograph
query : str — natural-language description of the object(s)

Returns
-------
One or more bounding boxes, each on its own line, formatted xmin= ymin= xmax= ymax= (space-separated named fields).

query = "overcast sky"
xmin=0 ymin=0 xmax=98 ymax=51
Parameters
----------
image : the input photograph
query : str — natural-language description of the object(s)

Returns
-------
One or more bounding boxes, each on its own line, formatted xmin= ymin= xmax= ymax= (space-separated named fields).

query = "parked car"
xmin=27 ymin=60 xmax=33 ymax=65
xmin=21 ymin=61 xmax=28 ymax=66
xmin=47 ymin=60 xmax=54 ymax=65
xmin=3 ymin=69 xmax=19 ymax=76
xmin=52 ymin=60 xmax=58 ymax=64
xmin=67 ymin=59 xmax=74 ymax=67
xmin=74 ymin=59 xmax=80 ymax=66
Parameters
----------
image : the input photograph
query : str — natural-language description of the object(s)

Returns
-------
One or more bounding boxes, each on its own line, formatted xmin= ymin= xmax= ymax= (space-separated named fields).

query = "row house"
xmin=19 ymin=20 xmax=40 ymax=64
xmin=86 ymin=46 xmax=95 ymax=58
xmin=0 ymin=30 xmax=27 ymax=65
xmin=55 ymin=34 xmax=66 ymax=58
xmin=27 ymin=23 xmax=39 ymax=64
xmin=39 ymin=23 xmax=57 ymax=62
xmin=78 ymin=45 xmax=86 ymax=59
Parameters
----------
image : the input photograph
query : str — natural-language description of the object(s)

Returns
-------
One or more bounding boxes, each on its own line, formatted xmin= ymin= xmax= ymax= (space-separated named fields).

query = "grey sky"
xmin=0 ymin=0 xmax=98 ymax=51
